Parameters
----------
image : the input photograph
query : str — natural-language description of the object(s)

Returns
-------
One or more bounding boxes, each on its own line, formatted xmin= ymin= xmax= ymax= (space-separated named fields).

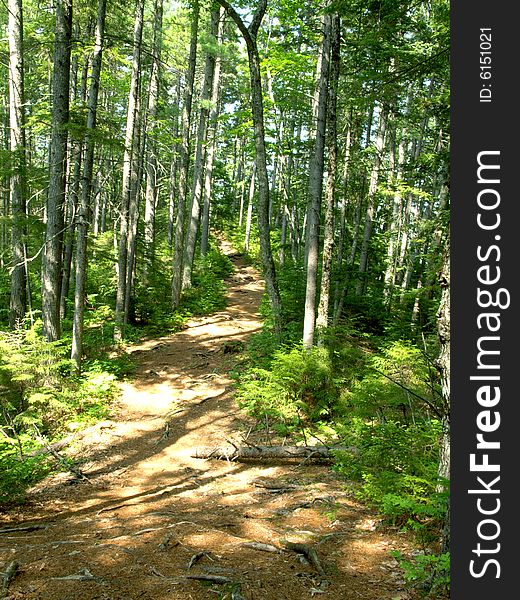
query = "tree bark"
xmin=182 ymin=7 xmax=220 ymax=289
xmin=114 ymin=0 xmax=144 ymax=341
xmin=316 ymin=14 xmax=340 ymax=335
xmin=302 ymin=13 xmax=332 ymax=349
xmin=244 ymin=163 xmax=256 ymax=252
xmin=71 ymin=0 xmax=107 ymax=372
xmin=41 ymin=0 xmax=72 ymax=341
xmin=217 ymin=0 xmax=283 ymax=334
xmin=171 ymin=0 xmax=199 ymax=309
xmin=7 ymin=0 xmax=27 ymax=328
xmin=192 ymin=445 xmax=355 ymax=462
xmin=143 ymin=0 xmax=164 ymax=281
xmin=436 ymin=233 xmax=450 ymax=554
xmin=201 ymin=7 xmax=225 ymax=257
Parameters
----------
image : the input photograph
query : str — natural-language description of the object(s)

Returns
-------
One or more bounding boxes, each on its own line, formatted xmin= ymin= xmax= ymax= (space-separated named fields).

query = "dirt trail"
xmin=1 ymin=241 xmax=417 ymax=600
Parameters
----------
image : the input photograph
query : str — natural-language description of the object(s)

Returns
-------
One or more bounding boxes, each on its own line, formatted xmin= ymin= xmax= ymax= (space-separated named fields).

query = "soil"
xmin=1 ymin=241 xmax=425 ymax=600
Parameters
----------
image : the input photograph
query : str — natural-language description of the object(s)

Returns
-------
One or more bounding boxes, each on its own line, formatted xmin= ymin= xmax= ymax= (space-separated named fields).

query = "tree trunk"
xmin=71 ymin=0 xmax=107 ymax=372
xmin=182 ymin=8 xmax=220 ymax=289
xmin=244 ymin=163 xmax=256 ymax=252
xmin=316 ymin=14 xmax=340 ymax=335
xmin=436 ymin=233 xmax=450 ymax=554
xmin=302 ymin=13 xmax=332 ymax=349
xmin=167 ymin=78 xmax=181 ymax=248
xmin=41 ymin=0 xmax=72 ymax=341
xmin=124 ymin=95 xmax=145 ymax=324
xmin=218 ymin=0 xmax=283 ymax=335
xmin=201 ymin=7 xmax=225 ymax=257
xmin=114 ymin=0 xmax=144 ymax=341
xmin=7 ymin=0 xmax=27 ymax=328
xmin=355 ymin=106 xmax=387 ymax=296
xmin=143 ymin=0 xmax=163 ymax=281
xmin=171 ymin=0 xmax=199 ymax=309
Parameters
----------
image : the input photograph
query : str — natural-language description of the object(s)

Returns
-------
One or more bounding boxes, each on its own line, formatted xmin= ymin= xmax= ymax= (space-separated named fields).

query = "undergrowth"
xmin=234 ymin=324 xmax=449 ymax=595
xmin=0 ymin=242 xmax=234 ymax=505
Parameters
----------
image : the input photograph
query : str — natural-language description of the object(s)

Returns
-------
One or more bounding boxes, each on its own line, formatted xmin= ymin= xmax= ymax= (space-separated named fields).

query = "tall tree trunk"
xmin=71 ymin=0 xmax=107 ymax=372
xmin=171 ymin=0 xmax=199 ymax=309
xmin=114 ymin=0 xmax=144 ymax=341
xmin=316 ymin=14 xmax=340 ymax=335
xmin=244 ymin=163 xmax=256 ymax=252
xmin=60 ymin=55 xmax=89 ymax=320
xmin=143 ymin=0 xmax=163 ymax=281
xmin=201 ymin=7 xmax=225 ymax=257
xmin=383 ymin=135 xmax=407 ymax=304
xmin=302 ymin=12 xmax=332 ymax=349
xmin=218 ymin=0 xmax=283 ymax=334
xmin=435 ymin=233 xmax=450 ymax=553
xmin=124 ymin=95 xmax=145 ymax=323
xmin=167 ymin=78 xmax=181 ymax=248
xmin=7 ymin=0 xmax=27 ymax=328
xmin=182 ymin=7 xmax=220 ymax=289
xmin=41 ymin=0 xmax=72 ymax=341
xmin=355 ymin=106 xmax=387 ymax=296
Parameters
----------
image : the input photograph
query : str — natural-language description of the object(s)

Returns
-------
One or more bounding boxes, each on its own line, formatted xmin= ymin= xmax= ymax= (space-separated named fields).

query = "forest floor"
xmin=1 ymin=241 xmax=423 ymax=600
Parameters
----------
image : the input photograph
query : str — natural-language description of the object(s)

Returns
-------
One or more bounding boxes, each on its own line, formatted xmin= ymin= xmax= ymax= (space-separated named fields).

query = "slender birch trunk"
xmin=218 ymin=0 xmax=283 ymax=334
xmin=143 ymin=0 xmax=163 ymax=280
xmin=201 ymin=7 xmax=225 ymax=257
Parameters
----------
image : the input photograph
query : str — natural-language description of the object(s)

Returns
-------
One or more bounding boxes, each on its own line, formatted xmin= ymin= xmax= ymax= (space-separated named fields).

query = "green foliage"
xmin=237 ymin=346 xmax=340 ymax=423
xmin=181 ymin=248 xmax=234 ymax=316
xmin=0 ymin=447 xmax=52 ymax=505
xmin=344 ymin=340 xmax=438 ymax=420
xmin=391 ymin=550 xmax=450 ymax=597
xmin=0 ymin=326 xmax=120 ymax=505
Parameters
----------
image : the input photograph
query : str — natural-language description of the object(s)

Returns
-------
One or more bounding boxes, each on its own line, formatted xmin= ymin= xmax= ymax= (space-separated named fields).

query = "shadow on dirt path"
xmin=0 ymin=240 xmax=418 ymax=600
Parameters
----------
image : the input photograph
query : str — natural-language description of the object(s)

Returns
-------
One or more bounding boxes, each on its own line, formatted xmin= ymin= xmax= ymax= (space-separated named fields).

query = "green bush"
xmin=0 ymin=326 xmax=121 ymax=505
xmin=236 ymin=346 xmax=341 ymax=423
xmin=392 ymin=550 xmax=450 ymax=597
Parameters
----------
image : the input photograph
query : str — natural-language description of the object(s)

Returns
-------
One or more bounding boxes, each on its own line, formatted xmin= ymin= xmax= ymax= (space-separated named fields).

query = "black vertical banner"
xmin=452 ymin=1 xmax=517 ymax=598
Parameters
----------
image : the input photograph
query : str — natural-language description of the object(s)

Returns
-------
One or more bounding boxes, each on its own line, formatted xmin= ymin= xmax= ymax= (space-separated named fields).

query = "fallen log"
xmin=191 ymin=445 xmax=354 ymax=463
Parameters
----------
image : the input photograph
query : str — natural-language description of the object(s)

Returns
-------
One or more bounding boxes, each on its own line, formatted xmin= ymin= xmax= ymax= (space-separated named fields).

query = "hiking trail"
xmin=0 ymin=241 xmax=417 ymax=600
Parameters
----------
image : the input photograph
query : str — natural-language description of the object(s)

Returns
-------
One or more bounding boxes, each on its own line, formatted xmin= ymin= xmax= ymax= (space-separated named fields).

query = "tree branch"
xmin=216 ymin=0 xmax=267 ymax=45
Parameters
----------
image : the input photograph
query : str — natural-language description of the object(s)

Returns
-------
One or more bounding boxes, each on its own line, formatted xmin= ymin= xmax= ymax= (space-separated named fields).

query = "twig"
xmin=32 ymin=426 xmax=90 ymax=483
xmin=188 ymin=551 xmax=211 ymax=569
xmin=186 ymin=574 xmax=233 ymax=584
xmin=241 ymin=542 xmax=280 ymax=553
xmin=0 ymin=525 xmax=48 ymax=534
xmin=52 ymin=567 xmax=105 ymax=583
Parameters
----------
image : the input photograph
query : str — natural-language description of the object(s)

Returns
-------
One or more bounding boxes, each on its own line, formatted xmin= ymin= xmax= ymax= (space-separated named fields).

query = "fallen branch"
xmin=52 ymin=567 xmax=105 ymax=583
xmin=284 ymin=542 xmax=326 ymax=577
xmin=187 ymin=551 xmax=212 ymax=569
xmin=33 ymin=427 xmax=90 ymax=483
xmin=0 ymin=525 xmax=47 ymax=534
xmin=191 ymin=445 xmax=354 ymax=463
